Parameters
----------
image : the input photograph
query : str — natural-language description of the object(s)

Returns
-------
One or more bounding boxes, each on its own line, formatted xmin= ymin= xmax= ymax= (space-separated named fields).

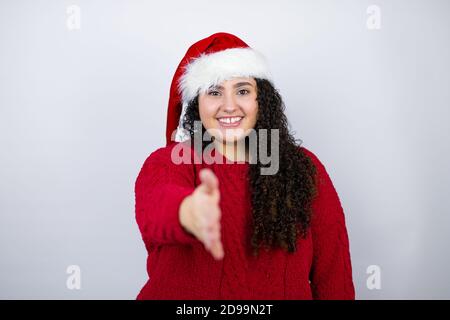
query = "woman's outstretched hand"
xmin=179 ymin=168 xmax=224 ymax=260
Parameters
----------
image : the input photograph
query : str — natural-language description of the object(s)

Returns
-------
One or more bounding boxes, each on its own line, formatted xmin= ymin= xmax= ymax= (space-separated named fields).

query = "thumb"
xmin=199 ymin=168 xmax=219 ymax=195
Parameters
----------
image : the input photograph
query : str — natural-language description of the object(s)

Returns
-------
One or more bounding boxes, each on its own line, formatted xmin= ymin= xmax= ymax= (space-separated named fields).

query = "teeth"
xmin=218 ymin=117 xmax=242 ymax=124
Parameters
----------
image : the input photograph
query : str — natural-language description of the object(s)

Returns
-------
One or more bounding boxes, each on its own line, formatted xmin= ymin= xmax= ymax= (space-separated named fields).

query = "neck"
xmin=213 ymin=139 xmax=249 ymax=163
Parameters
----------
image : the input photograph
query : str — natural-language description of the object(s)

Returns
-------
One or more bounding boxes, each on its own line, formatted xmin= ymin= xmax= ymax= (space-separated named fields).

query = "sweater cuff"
xmin=160 ymin=184 xmax=199 ymax=245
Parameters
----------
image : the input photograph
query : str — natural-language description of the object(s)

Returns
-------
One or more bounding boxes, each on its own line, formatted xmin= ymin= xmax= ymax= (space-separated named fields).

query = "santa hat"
xmin=165 ymin=32 xmax=274 ymax=146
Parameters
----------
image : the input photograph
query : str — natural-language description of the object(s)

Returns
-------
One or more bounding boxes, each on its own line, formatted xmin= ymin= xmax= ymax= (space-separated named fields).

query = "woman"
xmin=135 ymin=32 xmax=355 ymax=299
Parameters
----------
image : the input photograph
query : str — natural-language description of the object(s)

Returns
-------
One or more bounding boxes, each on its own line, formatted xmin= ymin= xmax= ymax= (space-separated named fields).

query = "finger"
xmin=205 ymin=223 xmax=221 ymax=249
xmin=210 ymin=238 xmax=224 ymax=260
xmin=206 ymin=206 xmax=222 ymax=224
xmin=202 ymin=228 xmax=212 ymax=250
xmin=205 ymin=220 xmax=221 ymax=241
xmin=203 ymin=220 xmax=221 ymax=250
xmin=199 ymin=169 xmax=219 ymax=194
xmin=198 ymin=208 xmax=220 ymax=230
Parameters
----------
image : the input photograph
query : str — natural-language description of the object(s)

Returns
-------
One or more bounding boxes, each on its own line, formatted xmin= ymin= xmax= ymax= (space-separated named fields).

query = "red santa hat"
xmin=165 ymin=32 xmax=274 ymax=146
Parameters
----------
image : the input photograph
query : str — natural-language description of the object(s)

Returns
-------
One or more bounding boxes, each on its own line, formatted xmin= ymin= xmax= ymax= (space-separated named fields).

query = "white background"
xmin=1 ymin=0 xmax=449 ymax=299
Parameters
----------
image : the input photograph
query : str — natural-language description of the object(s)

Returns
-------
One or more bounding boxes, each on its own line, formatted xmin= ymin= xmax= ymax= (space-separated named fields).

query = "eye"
xmin=238 ymin=89 xmax=249 ymax=95
xmin=208 ymin=90 xmax=220 ymax=96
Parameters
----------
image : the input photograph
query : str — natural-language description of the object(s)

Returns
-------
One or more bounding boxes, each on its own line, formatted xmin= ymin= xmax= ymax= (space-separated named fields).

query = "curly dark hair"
xmin=182 ymin=78 xmax=317 ymax=256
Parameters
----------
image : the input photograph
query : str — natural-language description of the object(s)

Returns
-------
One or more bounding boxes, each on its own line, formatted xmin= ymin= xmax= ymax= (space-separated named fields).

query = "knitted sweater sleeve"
xmin=303 ymin=148 xmax=356 ymax=300
xmin=134 ymin=145 xmax=199 ymax=246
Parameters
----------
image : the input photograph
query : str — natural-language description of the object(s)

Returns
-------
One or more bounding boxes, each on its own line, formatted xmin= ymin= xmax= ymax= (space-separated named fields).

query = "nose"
xmin=221 ymin=92 xmax=238 ymax=113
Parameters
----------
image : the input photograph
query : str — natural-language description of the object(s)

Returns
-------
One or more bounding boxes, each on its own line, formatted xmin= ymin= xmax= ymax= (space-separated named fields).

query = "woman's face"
xmin=198 ymin=77 xmax=258 ymax=144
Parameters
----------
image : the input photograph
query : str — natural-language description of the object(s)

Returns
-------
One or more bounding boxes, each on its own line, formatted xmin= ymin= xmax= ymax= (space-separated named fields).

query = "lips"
xmin=217 ymin=116 xmax=243 ymax=128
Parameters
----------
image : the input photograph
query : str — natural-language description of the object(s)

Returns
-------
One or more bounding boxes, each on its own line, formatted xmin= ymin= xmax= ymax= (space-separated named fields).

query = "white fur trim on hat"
xmin=177 ymin=47 xmax=273 ymax=106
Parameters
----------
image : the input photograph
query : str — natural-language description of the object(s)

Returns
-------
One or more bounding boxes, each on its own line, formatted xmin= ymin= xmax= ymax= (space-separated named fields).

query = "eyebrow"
xmin=209 ymin=82 xmax=254 ymax=90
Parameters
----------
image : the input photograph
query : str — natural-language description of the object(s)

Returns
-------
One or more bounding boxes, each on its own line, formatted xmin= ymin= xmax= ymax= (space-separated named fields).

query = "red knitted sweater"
xmin=134 ymin=142 xmax=355 ymax=300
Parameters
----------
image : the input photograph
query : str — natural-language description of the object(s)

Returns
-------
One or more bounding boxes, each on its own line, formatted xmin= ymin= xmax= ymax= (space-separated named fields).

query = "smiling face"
xmin=198 ymin=77 xmax=258 ymax=144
